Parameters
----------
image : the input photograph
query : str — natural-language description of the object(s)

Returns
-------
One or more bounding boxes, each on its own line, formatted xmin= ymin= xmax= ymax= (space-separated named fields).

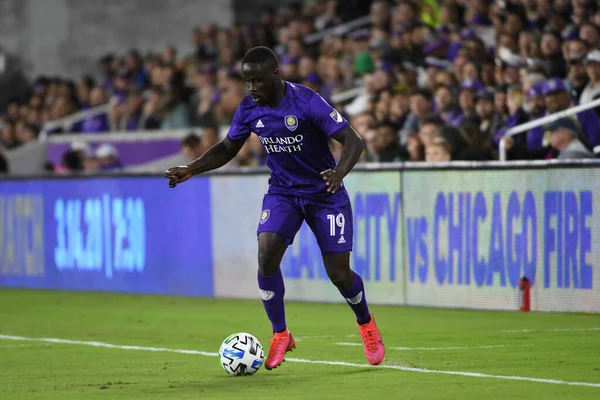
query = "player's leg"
xmin=321 ymin=251 xmax=370 ymax=324
xmin=256 ymin=194 xmax=303 ymax=370
xmin=305 ymin=196 xmax=385 ymax=365
xmin=257 ymin=232 xmax=289 ymax=334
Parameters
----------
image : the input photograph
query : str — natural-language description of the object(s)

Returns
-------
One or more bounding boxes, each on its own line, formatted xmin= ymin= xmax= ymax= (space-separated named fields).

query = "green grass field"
xmin=1 ymin=289 xmax=599 ymax=399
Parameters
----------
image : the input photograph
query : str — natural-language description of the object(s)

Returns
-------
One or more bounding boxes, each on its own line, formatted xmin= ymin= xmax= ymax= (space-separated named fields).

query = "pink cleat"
xmin=357 ymin=313 xmax=385 ymax=365
xmin=265 ymin=329 xmax=296 ymax=370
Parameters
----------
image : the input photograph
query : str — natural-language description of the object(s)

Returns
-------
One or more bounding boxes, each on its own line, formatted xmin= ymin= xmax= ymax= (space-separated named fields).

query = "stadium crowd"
xmin=2 ymin=0 xmax=600 ymax=174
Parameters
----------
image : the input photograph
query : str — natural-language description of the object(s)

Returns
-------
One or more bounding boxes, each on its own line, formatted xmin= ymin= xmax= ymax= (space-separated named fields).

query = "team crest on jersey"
xmin=330 ymin=110 xmax=343 ymax=123
xmin=284 ymin=115 xmax=298 ymax=131
xmin=259 ymin=209 xmax=270 ymax=224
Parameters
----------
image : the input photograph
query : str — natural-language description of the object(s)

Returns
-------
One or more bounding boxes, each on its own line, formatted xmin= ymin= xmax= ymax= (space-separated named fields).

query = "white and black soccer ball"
xmin=219 ymin=332 xmax=264 ymax=376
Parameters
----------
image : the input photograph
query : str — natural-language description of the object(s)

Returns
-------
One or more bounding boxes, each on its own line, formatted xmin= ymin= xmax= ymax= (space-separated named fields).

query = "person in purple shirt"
xmin=542 ymin=77 xmax=600 ymax=148
xmin=165 ymin=46 xmax=384 ymax=370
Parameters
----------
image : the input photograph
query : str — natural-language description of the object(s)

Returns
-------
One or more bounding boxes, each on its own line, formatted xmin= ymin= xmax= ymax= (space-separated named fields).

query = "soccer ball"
xmin=219 ymin=332 xmax=264 ymax=376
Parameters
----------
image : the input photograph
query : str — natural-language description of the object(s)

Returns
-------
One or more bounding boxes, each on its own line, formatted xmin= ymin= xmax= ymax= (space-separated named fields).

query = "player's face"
xmin=242 ymin=63 xmax=278 ymax=106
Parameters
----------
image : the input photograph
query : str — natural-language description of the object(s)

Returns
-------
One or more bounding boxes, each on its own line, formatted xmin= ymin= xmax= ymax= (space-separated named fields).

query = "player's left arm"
xmin=321 ymin=126 xmax=365 ymax=193
xmin=307 ymin=92 xmax=365 ymax=194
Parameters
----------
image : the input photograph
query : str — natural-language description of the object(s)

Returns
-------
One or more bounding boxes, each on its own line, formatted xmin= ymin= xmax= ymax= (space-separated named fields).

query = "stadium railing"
xmin=38 ymin=99 xmax=117 ymax=141
xmin=331 ymin=86 xmax=364 ymax=104
xmin=304 ymin=15 xmax=371 ymax=44
xmin=499 ymin=98 xmax=600 ymax=161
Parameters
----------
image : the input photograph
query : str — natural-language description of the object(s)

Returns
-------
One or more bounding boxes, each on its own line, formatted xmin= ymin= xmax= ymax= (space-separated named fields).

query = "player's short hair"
xmin=242 ymin=46 xmax=279 ymax=68
xmin=181 ymin=133 xmax=201 ymax=148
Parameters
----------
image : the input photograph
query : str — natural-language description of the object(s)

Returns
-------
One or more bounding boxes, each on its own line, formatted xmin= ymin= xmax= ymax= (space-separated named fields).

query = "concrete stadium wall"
xmin=0 ymin=0 xmax=233 ymax=79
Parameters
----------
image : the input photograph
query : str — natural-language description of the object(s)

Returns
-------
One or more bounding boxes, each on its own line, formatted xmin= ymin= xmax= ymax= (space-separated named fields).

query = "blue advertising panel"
xmin=402 ymin=169 xmax=600 ymax=312
xmin=0 ymin=177 xmax=213 ymax=296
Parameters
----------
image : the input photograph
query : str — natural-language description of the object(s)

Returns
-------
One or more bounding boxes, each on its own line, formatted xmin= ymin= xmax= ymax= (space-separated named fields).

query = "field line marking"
xmin=1 ymin=334 xmax=599 ymax=388
xmin=295 ymin=334 xmax=359 ymax=341
xmin=336 ymin=342 xmax=508 ymax=351
xmin=500 ymin=328 xmax=600 ymax=333
xmin=0 ymin=335 xmax=218 ymax=357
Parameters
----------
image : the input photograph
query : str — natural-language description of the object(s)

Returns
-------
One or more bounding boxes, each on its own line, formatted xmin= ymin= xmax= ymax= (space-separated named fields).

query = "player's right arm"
xmin=165 ymin=137 xmax=246 ymax=188
xmin=165 ymin=103 xmax=251 ymax=188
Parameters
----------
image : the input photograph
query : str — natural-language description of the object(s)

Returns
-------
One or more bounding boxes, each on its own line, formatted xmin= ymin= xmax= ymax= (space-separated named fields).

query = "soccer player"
xmin=165 ymin=46 xmax=385 ymax=370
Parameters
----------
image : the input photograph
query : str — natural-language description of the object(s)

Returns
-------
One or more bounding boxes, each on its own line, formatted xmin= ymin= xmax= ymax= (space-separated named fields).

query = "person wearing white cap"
xmin=95 ymin=143 xmax=122 ymax=171
xmin=579 ymin=50 xmax=600 ymax=105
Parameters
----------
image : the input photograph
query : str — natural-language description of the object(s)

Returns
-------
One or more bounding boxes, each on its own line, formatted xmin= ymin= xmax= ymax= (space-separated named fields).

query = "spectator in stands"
xmin=434 ymin=85 xmax=461 ymax=126
xmin=546 ymin=118 xmax=596 ymax=159
xmin=540 ymin=31 xmax=567 ymax=79
xmin=94 ymin=144 xmax=122 ymax=171
xmin=158 ymin=93 xmax=190 ymax=130
xmin=140 ymin=87 xmax=164 ymax=130
xmin=57 ymin=150 xmax=84 ymax=174
xmin=0 ymin=120 xmax=16 ymax=150
xmin=400 ymin=89 xmax=433 ymax=144
xmin=359 ymin=122 xmax=379 ymax=163
xmin=70 ymin=140 xmax=92 ymax=165
xmin=99 ymin=54 xmax=116 ymax=90
xmin=189 ymin=64 xmax=217 ymax=127
xmin=4 ymin=99 xmax=20 ymax=120
xmin=216 ymin=73 xmax=246 ymax=125
xmin=201 ymin=125 xmax=219 ymax=152
xmin=80 ymin=88 xmax=110 ymax=133
xmin=15 ymin=123 xmax=39 ymax=146
xmin=456 ymin=79 xmax=483 ymax=126
xmin=566 ymin=38 xmax=589 ymax=61
xmin=566 ymin=56 xmax=590 ymax=101
xmin=439 ymin=124 xmax=469 ymax=159
xmin=504 ymin=84 xmax=529 ymax=135
xmin=180 ymin=133 xmax=203 ymax=163
xmin=543 ymin=77 xmax=600 ymax=147
xmin=111 ymin=69 xmax=132 ymax=104
xmin=370 ymin=1 xmax=390 ymax=31
xmin=121 ymin=87 xmax=145 ymax=131
xmin=580 ymin=50 xmax=600 ymax=104
xmin=493 ymin=84 xmax=509 ymax=119
xmin=314 ymin=0 xmax=341 ymax=31
xmin=474 ymin=90 xmax=503 ymax=143
xmin=521 ymin=82 xmax=547 ymax=149
xmin=456 ymin=123 xmax=495 ymax=161
xmin=417 ymin=114 xmax=443 ymax=148
xmin=425 ymin=137 xmax=452 ymax=162
xmin=375 ymin=120 xmax=402 ymax=162
xmin=580 ymin=22 xmax=600 ymax=49
xmin=124 ymin=49 xmax=147 ymax=88
xmin=77 ymin=75 xmax=96 ymax=109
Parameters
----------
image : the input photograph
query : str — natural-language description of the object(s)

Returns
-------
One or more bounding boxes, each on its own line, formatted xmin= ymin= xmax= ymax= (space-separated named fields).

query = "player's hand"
xmin=320 ymin=169 xmax=342 ymax=194
xmin=164 ymin=166 xmax=193 ymax=188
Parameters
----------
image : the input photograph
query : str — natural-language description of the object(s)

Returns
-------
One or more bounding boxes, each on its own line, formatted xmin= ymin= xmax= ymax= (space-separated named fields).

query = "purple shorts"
xmin=257 ymin=193 xmax=353 ymax=253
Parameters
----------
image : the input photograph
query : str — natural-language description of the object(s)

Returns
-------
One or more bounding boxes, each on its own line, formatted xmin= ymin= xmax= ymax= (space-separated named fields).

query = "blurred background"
xmin=2 ymin=0 xmax=600 ymax=176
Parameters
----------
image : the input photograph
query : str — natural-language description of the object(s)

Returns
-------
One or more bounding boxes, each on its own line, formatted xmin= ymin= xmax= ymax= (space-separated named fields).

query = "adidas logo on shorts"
xmin=338 ymin=235 xmax=346 ymax=244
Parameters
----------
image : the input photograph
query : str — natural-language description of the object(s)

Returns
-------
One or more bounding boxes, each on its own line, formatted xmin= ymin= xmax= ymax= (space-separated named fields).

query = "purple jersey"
xmin=227 ymin=81 xmax=350 ymax=199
